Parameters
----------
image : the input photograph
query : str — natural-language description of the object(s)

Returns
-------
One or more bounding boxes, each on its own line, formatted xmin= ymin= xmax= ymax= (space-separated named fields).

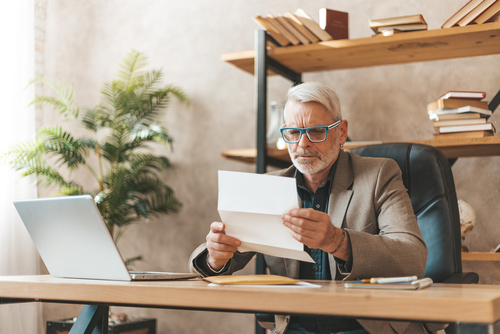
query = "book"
xmin=344 ymin=277 xmax=433 ymax=290
xmin=319 ymin=8 xmax=349 ymax=40
xmin=293 ymin=8 xmax=333 ymax=41
xmin=427 ymin=98 xmax=489 ymax=112
xmin=458 ymin=0 xmax=498 ymax=26
xmin=283 ymin=11 xmax=320 ymax=43
xmin=253 ymin=15 xmax=290 ymax=47
xmin=474 ymin=0 xmax=500 ymax=24
xmin=438 ymin=90 xmax=487 ymax=100
xmin=369 ymin=14 xmax=426 ymax=33
xmin=429 ymin=106 xmax=492 ymax=116
xmin=276 ymin=15 xmax=310 ymax=45
xmin=441 ymin=0 xmax=485 ymax=28
xmin=433 ymin=118 xmax=486 ymax=128
xmin=429 ymin=112 xmax=482 ymax=121
xmin=374 ymin=28 xmax=404 ymax=36
xmin=266 ymin=14 xmax=300 ymax=46
xmin=437 ymin=122 xmax=495 ymax=133
xmin=433 ymin=130 xmax=495 ymax=140
xmin=487 ymin=9 xmax=500 ymax=22
xmin=369 ymin=14 xmax=426 ymax=27
xmin=372 ymin=23 xmax=428 ymax=33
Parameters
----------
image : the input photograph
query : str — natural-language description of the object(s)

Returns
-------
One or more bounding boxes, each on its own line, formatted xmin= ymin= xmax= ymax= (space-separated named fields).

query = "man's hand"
xmin=206 ymin=222 xmax=241 ymax=271
xmin=282 ymin=208 xmax=350 ymax=260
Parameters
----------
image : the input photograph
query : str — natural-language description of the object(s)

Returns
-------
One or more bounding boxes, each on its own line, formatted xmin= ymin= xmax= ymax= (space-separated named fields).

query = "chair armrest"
xmin=441 ymin=272 xmax=479 ymax=284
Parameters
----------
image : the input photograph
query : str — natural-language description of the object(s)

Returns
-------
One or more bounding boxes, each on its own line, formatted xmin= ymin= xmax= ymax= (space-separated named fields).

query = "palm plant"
xmin=3 ymin=50 xmax=188 ymax=266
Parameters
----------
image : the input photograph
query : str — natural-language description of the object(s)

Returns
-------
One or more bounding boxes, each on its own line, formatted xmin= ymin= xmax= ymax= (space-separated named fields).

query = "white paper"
xmin=218 ymin=171 xmax=314 ymax=263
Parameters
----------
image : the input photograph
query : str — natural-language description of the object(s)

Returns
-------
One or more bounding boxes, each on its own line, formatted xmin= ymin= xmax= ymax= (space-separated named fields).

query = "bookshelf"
xmin=223 ymin=22 xmax=500 ymax=74
xmin=222 ymin=23 xmax=500 ymax=271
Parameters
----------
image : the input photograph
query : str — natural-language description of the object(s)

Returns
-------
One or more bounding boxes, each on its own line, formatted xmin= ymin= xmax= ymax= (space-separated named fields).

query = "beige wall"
xmin=36 ymin=0 xmax=500 ymax=333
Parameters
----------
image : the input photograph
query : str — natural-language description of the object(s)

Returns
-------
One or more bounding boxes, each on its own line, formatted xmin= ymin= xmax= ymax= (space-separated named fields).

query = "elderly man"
xmin=190 ymin=82 xmax=428 ymax=334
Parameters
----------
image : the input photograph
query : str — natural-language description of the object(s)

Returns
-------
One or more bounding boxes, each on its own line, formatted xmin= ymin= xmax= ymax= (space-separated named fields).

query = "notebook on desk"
xmin=13 ymin=195 xmax=199 ymax=281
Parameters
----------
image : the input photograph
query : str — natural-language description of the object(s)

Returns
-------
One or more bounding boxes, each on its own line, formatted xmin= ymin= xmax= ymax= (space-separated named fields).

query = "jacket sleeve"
xmin=189 ymin=243 xmax=256 ymax=277
xmin=343 ymin=158 xmax=428 ymax=280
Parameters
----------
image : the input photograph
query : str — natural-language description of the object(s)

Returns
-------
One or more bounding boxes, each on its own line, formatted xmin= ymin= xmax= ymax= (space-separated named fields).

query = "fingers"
xmin=282 ymin=209 xmax=335 ymax=249
xmin=206 ymin=222 xmax=241 ymax=268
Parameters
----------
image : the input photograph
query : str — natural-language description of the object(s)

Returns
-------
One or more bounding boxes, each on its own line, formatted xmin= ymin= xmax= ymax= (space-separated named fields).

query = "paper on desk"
xmin=218 ymin=171 xmax=314 ymax=263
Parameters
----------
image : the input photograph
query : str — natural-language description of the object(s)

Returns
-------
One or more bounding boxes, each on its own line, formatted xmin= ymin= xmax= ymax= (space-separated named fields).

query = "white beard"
xmin=290 ymin=148 xmax=337 ymax=175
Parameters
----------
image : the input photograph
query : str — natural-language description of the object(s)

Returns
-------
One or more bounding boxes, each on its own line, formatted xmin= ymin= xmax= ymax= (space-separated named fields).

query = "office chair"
xmin=256 ymin=143 xmax=478 ymax=333
xmin=351 ymin=142 xmax=478 ymax=284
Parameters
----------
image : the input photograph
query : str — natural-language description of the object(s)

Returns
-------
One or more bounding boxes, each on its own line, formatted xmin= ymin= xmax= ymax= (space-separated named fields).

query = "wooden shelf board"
xmin=462 ymin=252 xmax=500 ymax=261
xmin=221 ymin=137 xmax=500 ymax=164
xmin=222 ymin=22 xmax=500 ymax=75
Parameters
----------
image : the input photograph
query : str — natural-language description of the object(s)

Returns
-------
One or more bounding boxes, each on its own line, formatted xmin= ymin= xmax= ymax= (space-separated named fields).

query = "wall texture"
xmin=36 ymin=0 xmax=500 ymax=333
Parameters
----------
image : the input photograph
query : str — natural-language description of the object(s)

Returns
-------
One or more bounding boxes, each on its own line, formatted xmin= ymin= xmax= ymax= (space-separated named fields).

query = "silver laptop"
xmin=13 ymin=195 xmax=199 ymax=281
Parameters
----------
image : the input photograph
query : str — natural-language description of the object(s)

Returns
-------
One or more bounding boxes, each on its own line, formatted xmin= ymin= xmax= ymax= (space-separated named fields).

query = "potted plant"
xmin=3 ymin=50 xmax=188 ymax=267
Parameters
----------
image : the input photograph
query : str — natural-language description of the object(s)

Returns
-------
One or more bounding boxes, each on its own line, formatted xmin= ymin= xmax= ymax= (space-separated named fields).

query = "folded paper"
xmin=218 ymin=170 xmax=314 ymax=263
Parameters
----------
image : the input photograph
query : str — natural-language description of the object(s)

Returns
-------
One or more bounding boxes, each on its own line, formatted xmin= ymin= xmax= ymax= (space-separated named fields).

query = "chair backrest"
xmin=351 ymin=143 xmax=462 ymax=283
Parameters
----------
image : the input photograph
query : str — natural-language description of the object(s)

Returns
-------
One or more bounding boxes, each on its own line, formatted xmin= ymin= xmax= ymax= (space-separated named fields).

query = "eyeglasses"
xmin=280 ymin=120 xmax=341 ymax=144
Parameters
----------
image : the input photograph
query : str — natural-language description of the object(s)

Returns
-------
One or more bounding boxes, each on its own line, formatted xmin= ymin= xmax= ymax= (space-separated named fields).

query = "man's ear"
xmin=339 ymin=120 xmax=348 ymax=144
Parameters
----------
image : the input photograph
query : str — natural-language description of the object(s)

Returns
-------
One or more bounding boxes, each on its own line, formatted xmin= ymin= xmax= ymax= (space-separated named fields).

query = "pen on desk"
xmin=372 ymin=276 xmax=418 ymax=284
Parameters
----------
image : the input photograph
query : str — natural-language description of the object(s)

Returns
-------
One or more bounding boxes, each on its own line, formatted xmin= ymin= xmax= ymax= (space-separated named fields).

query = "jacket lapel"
xmin=328 ymin=150 xmax=354 ymax=228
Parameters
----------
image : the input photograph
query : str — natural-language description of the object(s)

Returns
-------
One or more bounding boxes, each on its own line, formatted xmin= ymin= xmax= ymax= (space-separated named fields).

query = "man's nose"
xmin=298 ymin=132 xmax=311 ymax=147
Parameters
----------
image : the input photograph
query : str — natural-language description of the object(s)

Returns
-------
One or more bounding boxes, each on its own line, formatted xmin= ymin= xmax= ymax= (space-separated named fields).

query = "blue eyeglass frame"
xmin=280 ymin=120 xmax=342 ymax=144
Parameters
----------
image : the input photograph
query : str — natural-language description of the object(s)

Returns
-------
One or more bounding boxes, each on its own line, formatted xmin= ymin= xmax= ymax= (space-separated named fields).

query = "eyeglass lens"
xmin=282 ymin=128 xmax=327 ymax=143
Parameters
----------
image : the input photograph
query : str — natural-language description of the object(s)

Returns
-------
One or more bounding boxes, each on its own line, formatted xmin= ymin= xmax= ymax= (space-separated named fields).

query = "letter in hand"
xmin=282 ymin=208 xmax=350 ymax=261
xmin=206 ymin=222 xmax=241 ymax=271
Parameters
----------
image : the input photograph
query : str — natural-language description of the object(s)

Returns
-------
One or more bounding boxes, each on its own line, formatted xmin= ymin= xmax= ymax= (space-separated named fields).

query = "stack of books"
xmin=442 ymin=0 xmax=500 ymax=28
xmin=253 ymin=8 xmax=348 ymax=47
xmin=369 ymin=14 xmax=427 ymax=36
xmin=428 ymin=91 xmax=495 ymax=140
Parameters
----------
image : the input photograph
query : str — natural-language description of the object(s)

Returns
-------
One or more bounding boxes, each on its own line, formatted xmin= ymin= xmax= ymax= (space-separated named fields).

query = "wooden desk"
xmin=2 ymin=275 xmax=500 ymax=333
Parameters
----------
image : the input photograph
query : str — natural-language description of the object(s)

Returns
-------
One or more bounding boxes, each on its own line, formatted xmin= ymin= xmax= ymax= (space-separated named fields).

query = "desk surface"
xmin=1 ymin=275 xmax=500 ymax=324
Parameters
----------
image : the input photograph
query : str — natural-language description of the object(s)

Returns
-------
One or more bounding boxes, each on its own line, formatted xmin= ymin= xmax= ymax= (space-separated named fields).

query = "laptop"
xmin=13 ymin=195 xmax=199 ymax=281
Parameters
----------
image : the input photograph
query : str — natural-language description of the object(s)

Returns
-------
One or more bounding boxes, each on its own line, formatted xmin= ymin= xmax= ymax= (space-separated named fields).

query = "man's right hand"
xmin=206 ymin=222 xmax=241 ymax=271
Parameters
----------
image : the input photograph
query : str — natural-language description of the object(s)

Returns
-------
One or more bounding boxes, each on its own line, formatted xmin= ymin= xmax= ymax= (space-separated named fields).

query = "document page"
xmin=218 ymin=171 xmax=314 ymax=263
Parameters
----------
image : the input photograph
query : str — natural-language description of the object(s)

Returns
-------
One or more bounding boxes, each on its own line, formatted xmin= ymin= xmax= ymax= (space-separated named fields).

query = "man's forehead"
xmin=285 ymin=101 xmax=333 ymax=124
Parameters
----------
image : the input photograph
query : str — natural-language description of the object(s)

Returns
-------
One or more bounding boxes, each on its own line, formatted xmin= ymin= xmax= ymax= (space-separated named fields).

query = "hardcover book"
xmin=427 ymin=98 xmax=489 ymax=112
xmin=319 ymin=8 xmax=349 ymax=40
xmin=433 ymin=118 xmax=486 ymax=128
xmin=253 ymin=15 xmax=290 ymax=47
xmin=294 ymin=8 xmax=333 ymax=41
xmin=441 ymin=0 xmax=484 ymax=28
xmin=266 ymin=14 xmax=300 ymax=45
xmin=437 ymin=122 xmax=495 ymax=133
xmin=429 ymin=106 xmax=492 ymax=117
xmin=276 ymin=15 xmax=310 ymax=45
xmin=369 ymin=14 xmax=426 ymax=33
xmin=474 ymin=0 xmax=500 ymax=24
xmin=433 ymin=130 xmax=495 ymax=140
xmin=438 ymin=90 xmax=487 ymax=100
xmin=458 ymin=0 xmax=498 ymax=26
xmin=283 ymin=11 xmax=320 ymax=43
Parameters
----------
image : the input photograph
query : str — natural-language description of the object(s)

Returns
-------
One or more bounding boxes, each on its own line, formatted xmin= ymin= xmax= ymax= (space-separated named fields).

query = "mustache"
xmin=291 ymin=149 xmax=322 ymax=160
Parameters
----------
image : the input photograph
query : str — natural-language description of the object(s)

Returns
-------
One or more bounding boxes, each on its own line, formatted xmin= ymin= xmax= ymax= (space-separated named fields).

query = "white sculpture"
xmin=458 ymin=199 xmax=476 ymax=238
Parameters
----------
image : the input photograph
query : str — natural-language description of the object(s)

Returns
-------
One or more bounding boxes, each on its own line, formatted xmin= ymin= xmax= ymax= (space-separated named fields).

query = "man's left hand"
xmin=282 ymin=208 xmax=349 ymax=260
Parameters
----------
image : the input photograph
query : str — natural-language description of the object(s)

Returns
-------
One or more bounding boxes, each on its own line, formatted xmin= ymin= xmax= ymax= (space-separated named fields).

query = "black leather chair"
xmin=351 ymin=143 xmax=478 ymax=284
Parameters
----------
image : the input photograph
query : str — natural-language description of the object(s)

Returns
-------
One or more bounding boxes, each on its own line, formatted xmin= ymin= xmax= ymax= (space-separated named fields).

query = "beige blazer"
xmin=190 ymin=150 xmax=428 ymax=334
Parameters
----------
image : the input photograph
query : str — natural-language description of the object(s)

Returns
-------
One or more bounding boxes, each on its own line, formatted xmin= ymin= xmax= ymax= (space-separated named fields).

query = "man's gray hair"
xmin=285 ymin=82 xmax=342 ymax=121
